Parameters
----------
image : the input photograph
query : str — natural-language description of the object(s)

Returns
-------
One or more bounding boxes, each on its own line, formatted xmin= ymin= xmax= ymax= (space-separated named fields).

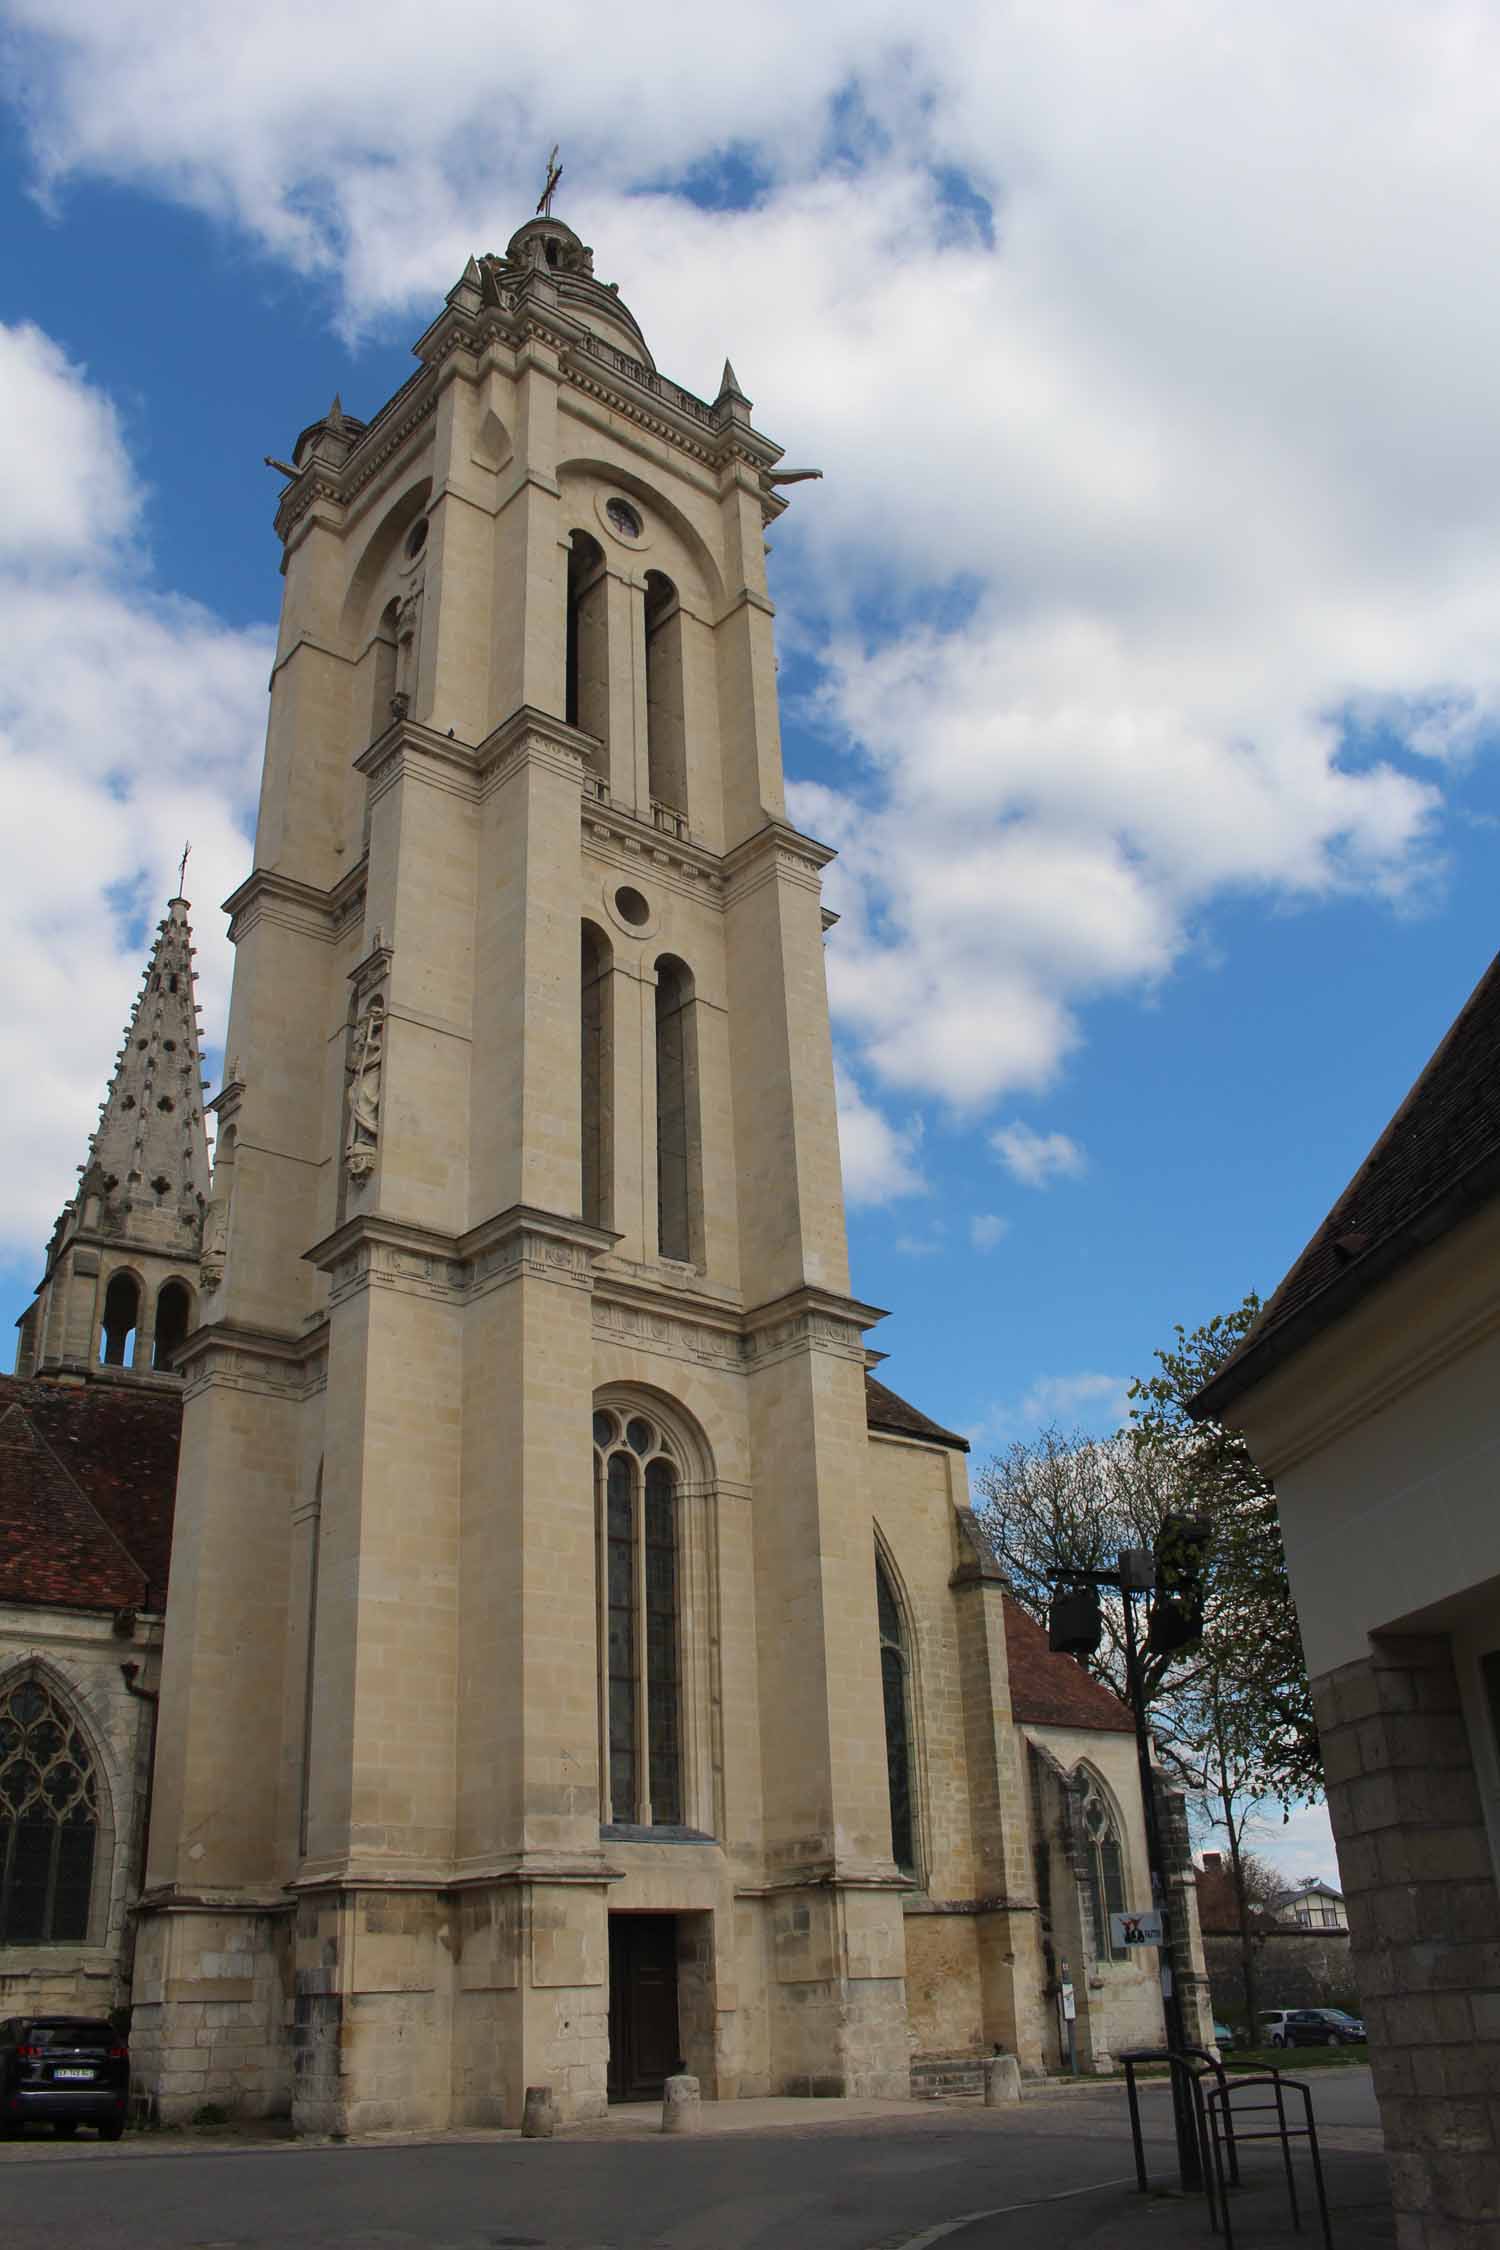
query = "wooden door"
xmin=607 ymin=1914 xmax=680 ymax=2101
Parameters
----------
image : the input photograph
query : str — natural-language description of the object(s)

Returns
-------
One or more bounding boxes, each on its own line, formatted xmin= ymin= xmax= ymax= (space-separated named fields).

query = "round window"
xmin=605 ymin=497 xmax=642 ymax=541
xmin=626 ymin=1417 xmax=654 ymax=1457
xmin=614 ymin=885 xmax=650 ymax=927
xmin=405 ymin=517 xmax=429 ymax=560
xmin=592 ymin=1409 xmax=618 ymax=1449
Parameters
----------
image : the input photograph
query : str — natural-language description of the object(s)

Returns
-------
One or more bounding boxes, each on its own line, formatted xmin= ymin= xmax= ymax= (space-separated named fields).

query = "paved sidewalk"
xmin=896 ymin=2146 xmax=1395 ymax=2250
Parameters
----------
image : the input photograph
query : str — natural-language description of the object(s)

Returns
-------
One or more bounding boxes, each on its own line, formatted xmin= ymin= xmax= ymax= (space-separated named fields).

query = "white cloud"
xmin=969 ymin=1213 xmax=1010 ymax=1252
xmin=0 ymin=323 xmax=269 ymax=1262
xmin=6 ymin=6 xmax=1500 ymax=1150
xmin=1195 ymin=1798 xmax=1342 ymax=1894
xmin=991 ymin=1122 xmax=1087 ymax=1190
xmin=895 ymin=1232 xmax=944 ymax=1259
xmin=834 ymin=1065 xmax=926 ymax=1206
xmin=1019 ymin=1372 xmax=1132 ymax=1430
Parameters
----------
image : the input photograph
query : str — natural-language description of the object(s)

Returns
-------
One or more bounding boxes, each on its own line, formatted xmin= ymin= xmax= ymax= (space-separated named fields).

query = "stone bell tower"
xmin=135 ymin=208 xmax=910 ymax=2130
xmin=16 ymin=896 xmax=210 ymax=1383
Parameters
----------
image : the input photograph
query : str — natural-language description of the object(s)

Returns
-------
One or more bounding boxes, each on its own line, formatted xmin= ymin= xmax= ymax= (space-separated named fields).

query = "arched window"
xmin=0 ymin=1673 xmax=100 ymax=1944
xmin=594 ymin=1407 xmax=680 ymax=1827
xmin=654 ymin=956 xmax=701 ymax=1264
xmin=99 ymin=1272 xmax=140 ymax=1367
xmin=875 ymin=1552 xmax=917 ymax=1877
xmin=565 ymin=531 xmax=609 ymax=755
xmin=152 ymin=1280 xmax=193 ymax=1370
xmin=581 ymin=922 xmax=613 ymax=1230
xmin=1078 ymin=1774 xmax=1128 ymax=1963
xmin=644 ymin=570 xmax=687 ymax=823
xmin=371 ymin=598 xmax=399 ymax=736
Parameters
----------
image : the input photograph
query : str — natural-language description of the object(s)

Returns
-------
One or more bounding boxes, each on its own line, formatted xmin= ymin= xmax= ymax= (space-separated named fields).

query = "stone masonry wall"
xmin=1314 ymin=1631 xmax=1500 ymax=2250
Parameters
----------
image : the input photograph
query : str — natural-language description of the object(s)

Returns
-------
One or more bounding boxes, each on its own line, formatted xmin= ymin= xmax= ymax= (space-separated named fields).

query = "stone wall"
xmin=0 ymin=1604 xmax=159 ymax=2024
xmin=1202 ymin=1926 xmax=1358 ymax=2024
xmin=1314 ymin=1631 xmax=1500 ymax=2249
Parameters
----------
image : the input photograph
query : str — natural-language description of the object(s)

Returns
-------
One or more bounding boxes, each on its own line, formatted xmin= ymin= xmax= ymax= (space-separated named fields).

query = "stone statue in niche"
xmin=200 ymin=1190 xmax=230 ymax=1290
xmin=346 ymin=997 xmax=386 ymax=1181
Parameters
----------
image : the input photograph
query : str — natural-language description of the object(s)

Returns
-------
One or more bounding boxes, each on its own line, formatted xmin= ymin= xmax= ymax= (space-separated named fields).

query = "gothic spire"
xmin=86 ymin=896 xmax=212 ymax=1226
xmin=16 ymin=896 xmax=213 ymax=1379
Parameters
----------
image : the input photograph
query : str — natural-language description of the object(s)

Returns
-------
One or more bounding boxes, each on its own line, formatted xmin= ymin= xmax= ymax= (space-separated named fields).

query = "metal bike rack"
xmin=1203 ymin=2071 xmax=1333 ymax=2250
xmin=1121 ymin=2046 xmax=1240 ymax=2216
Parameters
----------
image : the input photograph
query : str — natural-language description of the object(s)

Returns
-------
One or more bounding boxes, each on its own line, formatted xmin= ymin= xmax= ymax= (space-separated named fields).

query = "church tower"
xmin=16 ymin=896 xmax=210 ymax=1382
xmin=135 ymin=209 xmax=922 ymax=2130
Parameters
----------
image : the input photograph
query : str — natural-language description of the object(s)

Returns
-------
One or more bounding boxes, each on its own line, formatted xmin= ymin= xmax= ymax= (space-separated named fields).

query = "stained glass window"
xmin=1080 ymin=1781 xmax=1128 ymax=1962
xmin=595 ymin=1412 xmax=681 ymax=1827
xmin=0 ymin=1675 xmax=99 ymax=1945
xmin=876 ymin=1554 xmax=917 ymax=1877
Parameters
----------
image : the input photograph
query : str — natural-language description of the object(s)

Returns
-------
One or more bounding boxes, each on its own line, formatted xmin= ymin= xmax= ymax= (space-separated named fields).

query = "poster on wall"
xmin=1109 ymin=1908 xmax=1164 ymax=1948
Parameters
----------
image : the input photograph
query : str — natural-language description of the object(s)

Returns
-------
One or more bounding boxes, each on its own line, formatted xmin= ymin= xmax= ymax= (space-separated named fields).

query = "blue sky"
xmin=5 ymin=3 xmax=1500 ymax=1885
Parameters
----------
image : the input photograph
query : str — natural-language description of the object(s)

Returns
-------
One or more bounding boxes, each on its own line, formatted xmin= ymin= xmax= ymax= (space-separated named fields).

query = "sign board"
xmin=1109 ymin=1908 xmax=1164 ymax=1948
xmin=1059 ymin=1979 xmax=1076 ymax=2023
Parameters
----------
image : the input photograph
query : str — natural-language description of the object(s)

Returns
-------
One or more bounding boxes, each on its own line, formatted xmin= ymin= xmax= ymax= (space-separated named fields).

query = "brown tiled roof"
xmin=1002 ymin=1592 xmax=1135 ymax=1733
xmin=864 ymin=1373 xmax=969 ymax=1452
xmin=0 ymin=1374 xmax=181 ymax=1613
xmin=1198 ymin=947 xmax=1500 ymax=1415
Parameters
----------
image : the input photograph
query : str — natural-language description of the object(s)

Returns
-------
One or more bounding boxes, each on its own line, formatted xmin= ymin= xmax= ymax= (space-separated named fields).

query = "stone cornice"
xmin=223 ymin=861 xmax=366 ymax=947
xmin=581 ymin=792 xmax=725 ymax=900
xmin=721 ymin=818 xmax=838 ymax=907
xmin=354 ymin=705 xmax=597 ymax=809
xmin=304 ymin=1204 xmax=620 ymax=1310
xmin=175 ymin=1318 xmax=324 ymax=1403
xmin=742 ymin=1283 xmax=887 ymax=1368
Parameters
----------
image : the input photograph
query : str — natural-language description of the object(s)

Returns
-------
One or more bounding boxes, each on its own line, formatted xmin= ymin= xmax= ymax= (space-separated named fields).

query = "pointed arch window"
xmin=1078 ymin=1776 xmax=1128 ymax=1962
xmin=876 ymin=1552 xmax=917 ymax=1877
xmin=594 ymin=1408 xmax=680 ymax=1827
xmin=152 ymin=1280 xmax=193 ymax=1370
xmin=0 ymin=1674 xmax=100 ymax=1945
xmin=99 ymin=1272 xmax=139 ymax=1367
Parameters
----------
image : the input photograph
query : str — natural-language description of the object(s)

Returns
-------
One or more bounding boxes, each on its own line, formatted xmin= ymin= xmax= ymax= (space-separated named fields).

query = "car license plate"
xmin=54 ymin=2067 xmax=94 ymax=2080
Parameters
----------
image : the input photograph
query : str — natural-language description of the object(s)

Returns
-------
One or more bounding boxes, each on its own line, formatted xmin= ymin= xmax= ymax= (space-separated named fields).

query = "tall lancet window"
xmin=565 ymin=530 xmax=609 ymax=760
xmin=580 ymin=922 xmax=613 ymax=1230
xmin=644 ymin=570 xmax=687 ymax=823
xmin=876 ymin=1552 xmax=917 ymax=1877
xmin=0 ymin=1672 xmax=101 ymax=1944
xmin=594 ymin=1407 xmax=681 ymax=1827
xmin=654 ymin=956 xmax=701 ymax=1264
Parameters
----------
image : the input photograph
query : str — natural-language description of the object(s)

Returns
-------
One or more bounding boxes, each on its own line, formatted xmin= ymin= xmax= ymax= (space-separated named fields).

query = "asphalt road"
xmin=4 ymin=2071 xmax=1384 ymax=2250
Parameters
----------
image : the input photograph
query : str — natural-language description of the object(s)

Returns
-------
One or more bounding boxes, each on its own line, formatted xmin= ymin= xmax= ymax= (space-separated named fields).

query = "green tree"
xmin=975 ymin=1295 xmax=1322 ymax=2021
xmin=1127 ymin=1294 xmax=1319 ymax=1806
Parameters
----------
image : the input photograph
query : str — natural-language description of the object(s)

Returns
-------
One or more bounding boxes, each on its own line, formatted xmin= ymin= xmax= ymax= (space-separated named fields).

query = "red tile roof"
xmin=1199 ymin=947 xmax=1500 ymax=1414
xmin=0 ymin=1374 xmax=181 ymax=1614
xmin=1001 ymin=1592 xmax=1135 ymax=1733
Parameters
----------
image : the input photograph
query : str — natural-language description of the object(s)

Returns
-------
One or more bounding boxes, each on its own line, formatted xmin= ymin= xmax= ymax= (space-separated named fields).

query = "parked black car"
xmin=1284 ymin=2007 xmax=1366 ymax=2047
xmin=0 ymin=2016 xmax=129 ymax=2138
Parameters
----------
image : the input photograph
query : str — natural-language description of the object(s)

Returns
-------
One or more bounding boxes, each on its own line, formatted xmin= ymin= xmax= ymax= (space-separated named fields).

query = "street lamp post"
xmin=1049 ymin=1548 xmax=1204 ymax=2190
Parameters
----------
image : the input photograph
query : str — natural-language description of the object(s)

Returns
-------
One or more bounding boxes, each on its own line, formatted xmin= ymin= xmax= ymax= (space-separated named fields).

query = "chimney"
xmin=1202 ymin=1851 xmax=1223 ymax=1874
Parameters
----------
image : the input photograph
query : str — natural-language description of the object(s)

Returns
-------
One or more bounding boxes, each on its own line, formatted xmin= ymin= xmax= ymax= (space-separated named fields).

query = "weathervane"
xmin=537 ymin=144 xmax=562 ymax=216
xmin=177 ymin=840 xmax=192 ymax=897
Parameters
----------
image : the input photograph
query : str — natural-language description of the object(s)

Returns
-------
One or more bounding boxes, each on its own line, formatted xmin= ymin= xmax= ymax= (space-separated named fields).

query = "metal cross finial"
xmin=537 ymin=144 xmax=562 ymax=217
xmin=177 ymin=840 xmax=192 ymax=896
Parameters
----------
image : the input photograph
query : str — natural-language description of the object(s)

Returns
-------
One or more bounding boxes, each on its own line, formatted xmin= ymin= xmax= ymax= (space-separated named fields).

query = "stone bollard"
xmin=521 ymin=2085 xmax=558 ymax=2138
xmin=661 ymin=2073 xmax=701 ymax=2133
xmin=983 ymin=2054 xmax=1022 ymax=2107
